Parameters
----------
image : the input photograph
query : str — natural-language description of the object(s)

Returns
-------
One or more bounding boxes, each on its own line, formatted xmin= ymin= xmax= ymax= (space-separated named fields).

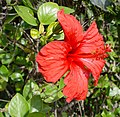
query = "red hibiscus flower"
xmin=36 ymin=10 xmax=111 ymax=103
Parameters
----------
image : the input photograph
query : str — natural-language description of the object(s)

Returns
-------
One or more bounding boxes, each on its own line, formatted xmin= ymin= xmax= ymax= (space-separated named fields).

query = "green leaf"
xmin=46 ymin=22 xmax=61 ymax=38
xmin=3 ymin=112 xmax=10 ymax=117
xmin=42 ymin=103 xmax=51 ymax=113
xmin=58 ymin=77 xmax=65 ymax=90
xmin=21 ymin=20 xmax=33 ymax=30
xmin=101 ymin=110 xmax=116 ymax=117
xmin=40 ymin=83 xmax=63 ymax=103
xmin=90 ymin=0 xmax=111 ymax=11
xmin=14 ymin=6 xmax=37 ymax=26
xmin=57 ymin=78 xmax=64 ymax=98
xmin=8 ymin=93 xmax=29 ymax=117
xmin=114 ymin=107 xmax=120 ymax=115
xmin=59 ymin=6 xmax=75 ymax=14
xmin=39 ymin=24 xmax=44 ymax=34
xmin=15 ymin=27 xmax=23 ymax=40
xmin=97 ymin=74 xmax=110 ymax=88
xmin=23 ymin=79 xmax=40 ymax=100
xmin=29 ymin=95 xmax=43 ymax=113
xmin=4 ymin=14 xmax=18 ymax=24
xmin=27 ymin=112 xmax=45 ymax=117
xmin=109 ymin=87 xmax=120 ymax=96
xmin=0 ymin=48 xmax=5 ymax=54
xmin=117 ymin=24 xmax=120 ymax=44
xmin=29 ymin=95 xmax=51 ymax=113
xmin=107 ymin=6 xmax=117 ymax=15
xmin=106 ymin=99 xmax=113 ymax=109
xmin=15 ymin=56 xmax=27 ymax=65
xmin=10 ymin=72 xmax=23 ymax=82
xmin=46 ymin=22 xmax=56 ymax=37
xmin=86 ymin=8 xmax=94 ymax=19
xmin=37 ymin=2 xmax=59 ymax=25
xmin=40 ymin=83 xmax=58 ymax=103
xmin=52 ymin=22 xmax=62 ymax=34
xmin=22 ymin=0 xmax=34 ymax=9
xmin=0 ymin=79 xmax=7 ymax=91
xmin=0 ymin=112 xmax=4 ymax=117
xmin=1 ymin=53 xmax=13 ymax=65
xmin=0 ymin=65 xmax=9 ymax=82
xmin=52 ymin=33 xmax=64 ymax=40
xmin=6 ymin=0 xmax=11 ymax=4
xmin=62 ymin=112 xmax=68 ymax=117
xmin=30 ymin=29 xmax=40 ymax=39
xmin=15 ymin=82 xmax=24 ymax=92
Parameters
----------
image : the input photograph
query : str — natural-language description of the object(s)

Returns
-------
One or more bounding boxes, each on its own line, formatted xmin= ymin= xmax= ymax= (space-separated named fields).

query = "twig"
xmin=82 ymin=16 xmax=95 ymax=27
xmin=77 ymin=101 xmax=82 ymax=117
xmin=115 ymin=74 xmax=120 ymax=80
xmin=6 ymin=35 xmax=37 ymax=53
xmin=0 ymin=108 xmax=7 ymax=112
xmin=58 ymin=100 xmax=78 ymax=112
xmin=54 ymin=101 xmax=57 ymax=117
xmin=23 ymin=31 xmax=34 ymax=44
xmin=0 ymin=99 xmax=10 ymax=103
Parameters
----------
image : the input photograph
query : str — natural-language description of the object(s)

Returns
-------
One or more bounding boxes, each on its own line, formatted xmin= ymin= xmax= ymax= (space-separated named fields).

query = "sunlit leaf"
xmin=30 ymin=29 xmax=40 ymax=39
xmin=39 ymin=24 xmax=44 ymax=34
xmin=8 ymin=93 xmax=29 ymax=117
xmin=23 ymin=79 xmax=40 ymax=100
xmin=109 ymin=87 xmax=120 ymax=96
xmin=40 ymin=83 xmax=64 ymax=103
xmin=15 ymin=27 xmax=23 ymax=40
xmin=37 ymin=2 xmax=59 ymax=25
xmin=52 ymin=33 xmax=64 ymax=40
xmin=22 ymin=0 xmax=34 ymax=9
xmin=6 ymin=0 xmax=11 ymax=4
xmin=1 ymin=53 xmax=13 ymax=65
xmin=0 ymin=65 xmax=9 ymax=82
xmin=46 ymin=22 xmax=61 ymax=38
xmin=59 ymin=6 xmax=75 ymax=14
xmin=14 ymin=6 xmax=37 ymax=26
xmin=10 ymin=72 xmax=23 ymax=82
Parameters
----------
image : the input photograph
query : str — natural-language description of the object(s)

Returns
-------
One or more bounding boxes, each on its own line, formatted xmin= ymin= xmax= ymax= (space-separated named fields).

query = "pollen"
xmin=84 ymin=65 xmax=88 ymax=70
xmin=91 ymin=50 xmax=96 ymax=54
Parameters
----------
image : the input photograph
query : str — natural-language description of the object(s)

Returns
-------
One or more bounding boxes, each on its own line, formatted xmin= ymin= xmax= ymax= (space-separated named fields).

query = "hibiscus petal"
xmin=80 ymin=58 xmax=105 ymax=85
xmin=73 ymin=21 xmax=107 ymax=85
xmin=74 ymin=21 xmax=104 ymax=54
xmin=57 ymin=10 xmax=83 ymax=49
xmin=36 ymin=41 xmax=71 ymax=83
xmin=63 ymin=63 xmax=89 ymax=103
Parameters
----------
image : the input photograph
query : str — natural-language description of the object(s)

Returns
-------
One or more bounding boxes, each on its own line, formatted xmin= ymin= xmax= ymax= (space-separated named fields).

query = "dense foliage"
xmin=0 ymin=0 xmax=120 ymax=117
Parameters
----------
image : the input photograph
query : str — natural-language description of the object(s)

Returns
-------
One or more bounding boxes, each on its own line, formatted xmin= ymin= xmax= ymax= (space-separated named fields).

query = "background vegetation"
xmin=0 ymin=0 xmax=120 ymax=117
